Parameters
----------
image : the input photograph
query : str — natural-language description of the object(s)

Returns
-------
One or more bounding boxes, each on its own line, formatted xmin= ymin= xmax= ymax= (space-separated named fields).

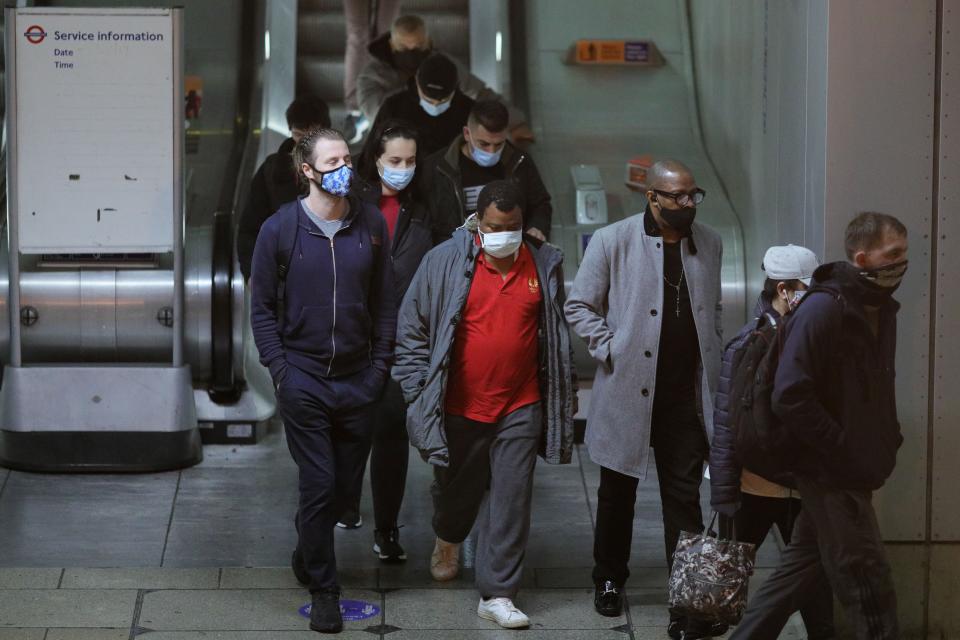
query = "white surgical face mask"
xmin=420 ymin=97 xmax=451 ymax=117
xmin=785 ymin=289 xmax=807 ymax=310
xmin=378 ymin=162 xmax=415 ymax=191
xmin=479 ymin=228 xmax=523 ymax=259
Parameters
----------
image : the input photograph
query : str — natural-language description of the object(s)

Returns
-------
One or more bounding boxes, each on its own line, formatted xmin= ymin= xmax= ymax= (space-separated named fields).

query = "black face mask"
xmin=393 ymin=48 xmax=429 ymax=74
xmin=658 ymin=204 xmax=697 ymax=235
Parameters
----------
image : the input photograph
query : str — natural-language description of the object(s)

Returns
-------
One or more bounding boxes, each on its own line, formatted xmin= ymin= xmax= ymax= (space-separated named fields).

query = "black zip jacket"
xmin=772 ymin=261 xmax=903 ymax=490
xmin=422 ymin=135 xmax=553 ymax=244
xmin=353 ymin=179 xmax=433 ymax=304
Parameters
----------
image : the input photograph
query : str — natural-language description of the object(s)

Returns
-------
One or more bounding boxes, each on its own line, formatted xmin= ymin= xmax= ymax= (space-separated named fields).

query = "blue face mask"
xmin=420 ymin=97 xmax=452 ymax=117
xmin=469 ymin=140 xmax=503 ymax=168
xmin=378 ymin=162 xmax=416 ymax=191
xmin=312 ymin=164 xmax=353 ymax=198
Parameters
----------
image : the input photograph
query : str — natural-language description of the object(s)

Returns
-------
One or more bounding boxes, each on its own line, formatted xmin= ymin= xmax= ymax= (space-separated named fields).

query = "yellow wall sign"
xmin=574 ymin=39 xmax=660 ymax=66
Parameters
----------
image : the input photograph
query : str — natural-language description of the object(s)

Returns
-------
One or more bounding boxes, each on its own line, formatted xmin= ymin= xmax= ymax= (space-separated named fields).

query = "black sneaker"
xmin=309 ymin=590 xmax=343 ymax=633
xmin=593 ymin=579 xmax=623 ymax=617
xmin=373 ymin=527 xmax=407 ymax=562
xmin=291 ymin=547 xmax=310 ymax=586
xmin=336 ymin=507 xmax=362 ymax=529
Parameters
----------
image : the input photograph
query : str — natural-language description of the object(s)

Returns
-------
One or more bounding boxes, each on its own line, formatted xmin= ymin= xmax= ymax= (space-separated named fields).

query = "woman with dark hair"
xmin=336 ymin=119 xmax=433 ymax=564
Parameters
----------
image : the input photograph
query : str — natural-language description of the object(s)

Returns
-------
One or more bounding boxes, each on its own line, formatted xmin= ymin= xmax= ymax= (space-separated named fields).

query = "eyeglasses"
xmin=652 ymin=188 xmax=706 ymax=208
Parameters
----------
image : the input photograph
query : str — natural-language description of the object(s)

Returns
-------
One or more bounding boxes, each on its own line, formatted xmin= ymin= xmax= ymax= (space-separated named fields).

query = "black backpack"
xmin=729 ymin=287 xmax=842 ymax=488
xmin=726 ymin=312 xmax=795 ymax=487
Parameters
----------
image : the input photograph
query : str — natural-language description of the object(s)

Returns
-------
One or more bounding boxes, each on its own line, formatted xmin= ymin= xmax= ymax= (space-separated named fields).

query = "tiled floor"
xmin=0 ymin=423 xmax=806 ymax=639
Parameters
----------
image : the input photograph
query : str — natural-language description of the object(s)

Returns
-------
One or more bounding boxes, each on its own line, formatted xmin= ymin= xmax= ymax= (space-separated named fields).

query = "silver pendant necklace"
xmin=663 ymin=270 xmax=684 ymax=318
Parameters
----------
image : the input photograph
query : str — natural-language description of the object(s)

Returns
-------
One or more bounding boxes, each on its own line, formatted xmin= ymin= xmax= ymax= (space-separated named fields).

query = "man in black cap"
xmin=368 ymin=51 xmax=475 ymax=157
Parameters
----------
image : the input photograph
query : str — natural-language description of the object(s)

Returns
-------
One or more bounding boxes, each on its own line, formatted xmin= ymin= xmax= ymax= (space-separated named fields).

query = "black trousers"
xmin=277 ymin=365 xmax=379 ymax=592
xmin=593 ymin=394 xmax=708 ymax=586
xmin=731 ymin=478 xmax=899 ymax=640
xmin=733 ymin=493 xmax=835 ymax=639
xmin=368 ymin=379 xmax=410 ymax=530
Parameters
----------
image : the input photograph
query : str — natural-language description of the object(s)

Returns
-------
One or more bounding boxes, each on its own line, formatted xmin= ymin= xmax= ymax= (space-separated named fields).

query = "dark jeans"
xmin=432 ymin=403 xmax=541 ymax=598
xmin=593 ymin=394 xmax=708 ymax=586
xmin=731 ymin=478 xmax=898 ymax=640
xmin=369 ymin=379 xmax=409 ymax=530
xmin=733 ymin=493 xmax=835 ymax=639
xmin=277 ymin=365 xmax=380 ymax=593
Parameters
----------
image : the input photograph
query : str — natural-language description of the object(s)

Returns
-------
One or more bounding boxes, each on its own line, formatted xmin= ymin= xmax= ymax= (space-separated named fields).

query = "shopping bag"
xmin=667 ymin=514 xmax=757 ymax=625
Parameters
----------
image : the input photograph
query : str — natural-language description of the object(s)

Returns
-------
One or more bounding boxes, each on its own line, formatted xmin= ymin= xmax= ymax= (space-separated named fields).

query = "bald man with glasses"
xmin=565 ymin=160 xmax=725 ymax=639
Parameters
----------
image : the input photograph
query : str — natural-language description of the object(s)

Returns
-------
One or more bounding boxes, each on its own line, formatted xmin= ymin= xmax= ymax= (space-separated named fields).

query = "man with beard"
xmin=565 ymin=160 xmax=725 ymax=639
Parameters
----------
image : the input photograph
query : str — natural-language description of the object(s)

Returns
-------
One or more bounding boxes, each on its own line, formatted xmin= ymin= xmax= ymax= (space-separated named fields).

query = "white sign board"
xmin=10 ymin=8 xmax=177 ymax=254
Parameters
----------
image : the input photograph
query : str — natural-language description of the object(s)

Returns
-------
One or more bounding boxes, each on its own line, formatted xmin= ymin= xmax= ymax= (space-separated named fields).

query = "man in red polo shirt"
xmin=393 ymin=180 xmax=577 ymax=629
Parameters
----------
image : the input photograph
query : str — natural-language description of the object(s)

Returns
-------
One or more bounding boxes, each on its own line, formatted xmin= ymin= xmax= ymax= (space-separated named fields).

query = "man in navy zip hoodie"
xmin=731 ymin=212 xmax=908 ymax=640
xmin=250 ymin=127 xmax=395 ymax=634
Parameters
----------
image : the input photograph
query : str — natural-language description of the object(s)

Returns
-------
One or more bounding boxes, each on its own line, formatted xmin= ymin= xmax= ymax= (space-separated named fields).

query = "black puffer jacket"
xmin=422 ymin=135 xmax=553 ymax=244
xmin=353 ymin=179 xmax=433 ymax=305
xmin=709 ymin=297 xmax=781 ymax=514
xmin=237 ymin=138 xmax=300 ymax=280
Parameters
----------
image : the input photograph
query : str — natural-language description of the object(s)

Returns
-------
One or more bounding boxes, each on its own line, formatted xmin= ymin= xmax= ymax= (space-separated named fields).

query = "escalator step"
xmin=297 ymin=55 xmax=346 ymax=101
xmin=298 ymin=11 xmax=346 ymax=56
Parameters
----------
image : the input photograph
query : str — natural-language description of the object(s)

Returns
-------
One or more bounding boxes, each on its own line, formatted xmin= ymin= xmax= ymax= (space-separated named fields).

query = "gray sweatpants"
xmin=432 ymin=402 xmax=541 ymax=599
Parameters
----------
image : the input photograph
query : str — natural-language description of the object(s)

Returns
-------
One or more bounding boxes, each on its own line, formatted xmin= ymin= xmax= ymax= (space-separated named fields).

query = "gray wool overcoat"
xmin=564 ymin=214 xmax=724 ymax=479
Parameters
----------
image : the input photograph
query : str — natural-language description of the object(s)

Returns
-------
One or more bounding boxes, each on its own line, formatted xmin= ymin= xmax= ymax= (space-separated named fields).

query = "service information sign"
xmin=574 ymin=39 xmax=659 ymax=66
xmin=11 ymin=8 xmax=176 ymax=253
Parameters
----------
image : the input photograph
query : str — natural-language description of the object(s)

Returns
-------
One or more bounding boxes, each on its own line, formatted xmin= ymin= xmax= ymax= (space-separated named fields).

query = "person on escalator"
xmin=237 ymin=95 xmax=331 ymax=281
xmin=368 ymin=51 xmax=474 ymax=158
xmin=355 ymin=13 xmax=533 ymax=143
xmin=249 ymin=127 xmax=395 ymax=634
xmin=333 ymin=120 xmax=433 ymax=551
xmin=422 ymin=99 xmax=552 ymax=244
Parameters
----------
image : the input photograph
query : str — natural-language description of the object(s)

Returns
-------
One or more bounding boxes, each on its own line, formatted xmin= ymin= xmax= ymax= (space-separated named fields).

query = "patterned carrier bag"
xmin=667 ymin=513 xmax=757 ymax=625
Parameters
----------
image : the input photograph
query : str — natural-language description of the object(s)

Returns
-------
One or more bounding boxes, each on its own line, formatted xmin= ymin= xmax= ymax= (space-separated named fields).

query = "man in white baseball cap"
xmin=709 ymin=242 xmax=836 ymax=640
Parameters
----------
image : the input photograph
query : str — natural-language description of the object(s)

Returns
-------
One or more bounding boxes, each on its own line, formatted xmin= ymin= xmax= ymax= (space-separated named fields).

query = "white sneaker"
xmin=477 ymin=597 xmax=530 ymax=629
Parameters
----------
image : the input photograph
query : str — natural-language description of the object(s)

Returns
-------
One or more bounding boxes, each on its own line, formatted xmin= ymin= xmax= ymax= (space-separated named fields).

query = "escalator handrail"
xmin=208 ymin=0 xmax=262 ymax=403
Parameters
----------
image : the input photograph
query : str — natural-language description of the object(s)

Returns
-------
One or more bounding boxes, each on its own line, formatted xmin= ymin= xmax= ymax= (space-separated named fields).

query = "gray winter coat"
xmin=564 ymin=213 xmax=724 ymax=479
xmin=392 ymin=225 xmax=577 ymax=467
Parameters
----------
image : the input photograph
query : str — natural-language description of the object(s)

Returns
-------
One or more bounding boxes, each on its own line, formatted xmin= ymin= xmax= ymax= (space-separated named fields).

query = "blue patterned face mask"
xmin=312 ymin=164 xmax=353 ymax=197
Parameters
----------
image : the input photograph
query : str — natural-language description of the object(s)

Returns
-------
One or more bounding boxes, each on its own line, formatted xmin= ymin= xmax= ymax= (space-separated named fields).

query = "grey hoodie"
xmin=392 ymin=221 xmax=576 ymax=467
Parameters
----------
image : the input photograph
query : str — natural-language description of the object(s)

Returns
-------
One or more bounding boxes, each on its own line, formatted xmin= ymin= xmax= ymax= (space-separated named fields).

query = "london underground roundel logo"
xmin=24 ymin=25 xmax=46 ymax=44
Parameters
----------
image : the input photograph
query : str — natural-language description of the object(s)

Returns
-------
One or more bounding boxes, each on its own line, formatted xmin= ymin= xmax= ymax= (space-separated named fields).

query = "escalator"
xmin=295 ymin=0 xmax=470 ymax=127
